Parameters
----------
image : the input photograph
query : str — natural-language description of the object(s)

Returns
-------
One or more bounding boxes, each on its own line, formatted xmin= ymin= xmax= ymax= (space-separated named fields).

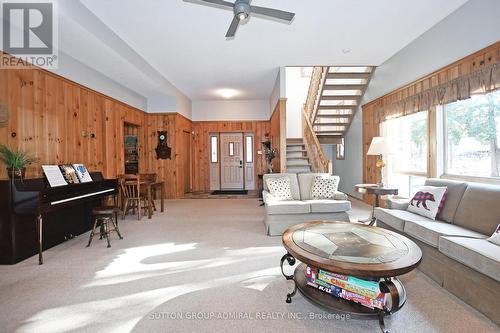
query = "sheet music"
xmin=42 ymin=165 xmax=68 ymax=187
xmin=73 ymin=164 xmax=93 ymax=183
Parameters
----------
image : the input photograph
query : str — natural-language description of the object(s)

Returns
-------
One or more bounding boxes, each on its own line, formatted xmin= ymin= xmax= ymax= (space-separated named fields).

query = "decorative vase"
xmin=7 ymin=167 xmax=25 ymax=179
xmin=267 ymin=161 xmax=273 ymax=173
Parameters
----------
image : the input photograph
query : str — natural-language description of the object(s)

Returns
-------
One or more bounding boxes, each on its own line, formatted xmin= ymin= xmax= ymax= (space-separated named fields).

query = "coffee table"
xmin=281 ymin=221 xmax=422 ymax=332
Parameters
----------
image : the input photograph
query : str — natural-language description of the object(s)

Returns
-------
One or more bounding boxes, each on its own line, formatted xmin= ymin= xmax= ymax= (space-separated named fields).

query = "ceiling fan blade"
xmin=226 ymin=16 xmax=240 ymax=38
xmin=195 ymin=0 xmax=234 ymax=8
xmin=250 ymin=5 xmax=295 ymax=21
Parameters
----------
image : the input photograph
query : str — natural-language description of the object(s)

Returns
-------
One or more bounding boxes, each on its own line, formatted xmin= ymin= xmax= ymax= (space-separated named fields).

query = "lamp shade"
xmin=367 ymin=136 xmax=393 ymax=155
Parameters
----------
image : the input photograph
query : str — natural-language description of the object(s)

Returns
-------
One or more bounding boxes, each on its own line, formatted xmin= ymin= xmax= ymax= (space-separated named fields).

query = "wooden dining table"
xmin=123 ymin=179 xmax=165 ymax=219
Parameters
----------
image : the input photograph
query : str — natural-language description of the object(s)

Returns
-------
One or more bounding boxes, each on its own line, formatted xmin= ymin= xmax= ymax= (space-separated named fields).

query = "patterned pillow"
xmin=487 ymin=224 xmax=500 ymax=246
xmin=266 ymin=177 xmax=293 ymax=201
xmin=407 ymin=186 xmax=448 ymax=220
xmin=311 ymin=176 xmax=339 ymax=200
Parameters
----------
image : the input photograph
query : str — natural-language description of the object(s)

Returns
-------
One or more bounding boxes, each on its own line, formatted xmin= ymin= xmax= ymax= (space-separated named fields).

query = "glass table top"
xmin=292 ymin=223 xmax=409 ymax=264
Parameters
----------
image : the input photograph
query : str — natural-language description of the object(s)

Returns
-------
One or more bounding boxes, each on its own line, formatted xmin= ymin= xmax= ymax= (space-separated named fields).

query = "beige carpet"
xmin=0 ymin=199 xmax=498 ymax=333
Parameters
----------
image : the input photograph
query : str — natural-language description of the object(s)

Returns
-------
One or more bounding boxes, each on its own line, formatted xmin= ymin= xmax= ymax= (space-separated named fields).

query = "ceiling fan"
xmin=185 ymin=0 xmax=295 ymax=38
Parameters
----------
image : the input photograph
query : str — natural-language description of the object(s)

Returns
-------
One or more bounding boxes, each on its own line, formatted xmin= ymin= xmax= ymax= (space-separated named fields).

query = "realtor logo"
xmin=1 ymin=0 xmax=58 ymax=68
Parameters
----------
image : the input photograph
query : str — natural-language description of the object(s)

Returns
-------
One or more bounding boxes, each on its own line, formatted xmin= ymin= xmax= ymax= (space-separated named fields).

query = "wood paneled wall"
xmin=270 ymin=98 xmax=287 ymax=173
xmin=362 ymin=42 xmax=500 ymax=204
xmin=0 ymin=55 xmax=192 ymax=198
xmin=191 ymin=120 xmax=270 ymax=192
xmin=0 ymin=65 xmax=146 ymax=181
xmin=141 ymin=113 xmax=193 ymax=198
xmin=0 ymin=54 xmax=275 ymax=197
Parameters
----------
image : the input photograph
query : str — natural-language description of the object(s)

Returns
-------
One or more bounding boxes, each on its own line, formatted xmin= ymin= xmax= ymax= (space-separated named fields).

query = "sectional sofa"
xmin=374 ymin=178 xmax=500 ymax=325
xmin=262 ymin=173 xmax=351 ymax=236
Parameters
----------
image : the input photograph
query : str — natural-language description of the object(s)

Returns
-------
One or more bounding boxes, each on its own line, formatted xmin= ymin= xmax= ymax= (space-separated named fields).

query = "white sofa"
xmin=262 ymin=173 xmax=351 ymax=236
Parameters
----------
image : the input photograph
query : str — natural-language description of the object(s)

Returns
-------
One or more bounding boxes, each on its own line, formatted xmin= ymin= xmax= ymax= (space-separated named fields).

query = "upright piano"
xmin=0 ymin=172 xmax=118 ymax=265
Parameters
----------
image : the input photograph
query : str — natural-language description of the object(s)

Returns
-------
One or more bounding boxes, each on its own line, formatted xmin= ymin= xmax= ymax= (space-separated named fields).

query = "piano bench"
xmin=92 ymin=206 xmax=120 ymax=216
xmin=87 ymin=207 xmax=123 ymax=248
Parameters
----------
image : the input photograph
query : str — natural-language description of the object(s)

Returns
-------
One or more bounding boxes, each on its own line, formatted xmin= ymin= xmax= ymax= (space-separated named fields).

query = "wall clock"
xmin=155 ymin=131 xmax=172 ymax=160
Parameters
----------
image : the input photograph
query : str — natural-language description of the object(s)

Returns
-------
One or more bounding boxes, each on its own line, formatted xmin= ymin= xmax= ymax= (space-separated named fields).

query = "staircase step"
xmin=287 ymin=166 xmax=312 ymax=173
xmin=320 ymin=95 xmax=361 ymax=101
xmin=315 ymin=131 xmax=344 ymax=136
xmin=323 ymin=84 xmax=366 ymax=90
xmin=327 ymin=72 xmax=372 ymax=79
xmin=286 ymin=145 xmax=305 ymax=152
xmin=287 ymin=156 xmax=309 ymax=160
xmin=287 ymin=161 xmax=310 ymax=166
xmin=318 ymin=105 xmax=357 ymax=110
xmin=316 ymin=114 xmax=352 ymax=119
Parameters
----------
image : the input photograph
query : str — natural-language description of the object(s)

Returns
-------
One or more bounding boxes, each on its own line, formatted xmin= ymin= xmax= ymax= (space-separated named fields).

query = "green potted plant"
xmin=0 ymin=145 xmax=38 ymax=179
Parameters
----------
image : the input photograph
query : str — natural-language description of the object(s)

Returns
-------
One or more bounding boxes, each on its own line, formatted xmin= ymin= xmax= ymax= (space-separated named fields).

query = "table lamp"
xmin=367 ymin=136 xmax=392 ymax=186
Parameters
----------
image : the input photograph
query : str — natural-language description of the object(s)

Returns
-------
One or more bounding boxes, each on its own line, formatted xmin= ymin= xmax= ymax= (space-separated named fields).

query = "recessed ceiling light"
xmin=218 ymin=89 xmax=238 ymax=99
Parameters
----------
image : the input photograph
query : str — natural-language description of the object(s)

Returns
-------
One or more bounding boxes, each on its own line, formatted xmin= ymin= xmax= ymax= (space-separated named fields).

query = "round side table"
xmin=355 ymin=184 xmax=398 ymax=225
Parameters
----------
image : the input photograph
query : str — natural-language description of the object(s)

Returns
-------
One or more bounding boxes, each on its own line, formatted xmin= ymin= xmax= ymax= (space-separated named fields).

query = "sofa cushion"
xmin=298 ymin=173 xmax=335 ymax=200
xmin=453 ymin=183 xmax=500 ymax=235
xmin=263 ymin=173 xmax=300 ymax=200
xmin=311 ymin=176 xmax=339 ymax=199
xmin=305 ymin=200 xmax=351 ymax=213
xmin=265 ymin=177 xmax=293 ymax=201
xmin=404 ymin=220 xmax=487 ymax=248
xmin=266 ymin=200 xmax=310 ymax=215
xmin=487 ymin=224 xmax=500 ymax=246
xmin=439 ymin=236 xmax=500 ymax=282
xmin=425 ymin=178 xmax=467 ymax=223
xmin=374 ymin=208 xmax=434 ymax=231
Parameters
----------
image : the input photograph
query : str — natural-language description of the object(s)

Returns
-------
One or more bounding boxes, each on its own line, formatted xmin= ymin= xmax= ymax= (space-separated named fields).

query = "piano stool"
xmin=87 ymin=206 xmax=123 ymax=248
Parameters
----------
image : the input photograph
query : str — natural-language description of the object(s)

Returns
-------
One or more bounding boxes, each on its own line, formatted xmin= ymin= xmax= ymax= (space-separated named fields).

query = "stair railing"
xmin=302 ymin=107 xmax=333 ymax=174
xmin=305 ymin=66 xmax=329 ymax=125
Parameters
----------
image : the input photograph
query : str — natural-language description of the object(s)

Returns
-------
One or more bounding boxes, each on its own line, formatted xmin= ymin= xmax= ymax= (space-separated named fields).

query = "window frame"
xmin=245 ymin=135 xmax=254 ymax=163
xmin=210 ymin=135 xmax=218 ymax=163
xmin=381 ymin=111 xmax=431 ymax=198
xmin=440 ymin=93 xmax=500 ymax=184
xmin=336 ymin=138 xmax=345 ymax=160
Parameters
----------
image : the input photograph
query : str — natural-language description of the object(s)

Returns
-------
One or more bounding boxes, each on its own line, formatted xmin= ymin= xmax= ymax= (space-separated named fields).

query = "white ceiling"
xmin=75 ymin=0 xmax=468 ymax=101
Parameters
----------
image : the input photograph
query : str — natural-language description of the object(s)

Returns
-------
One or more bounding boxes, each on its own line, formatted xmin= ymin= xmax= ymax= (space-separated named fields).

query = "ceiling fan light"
xmin=238 ymin=12 xmax=247 ymax=20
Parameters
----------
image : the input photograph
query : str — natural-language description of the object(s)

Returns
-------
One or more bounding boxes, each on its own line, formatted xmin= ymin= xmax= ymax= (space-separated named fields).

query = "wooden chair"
xmin=140 ymin=173 xmax=157 ymax=211
xmin=120 ymin=175 xmax=148 ymax=220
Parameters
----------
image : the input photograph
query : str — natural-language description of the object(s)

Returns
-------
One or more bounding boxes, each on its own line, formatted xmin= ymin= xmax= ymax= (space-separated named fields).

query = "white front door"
xmin=220 ymin=133 xmax=244 ymax=189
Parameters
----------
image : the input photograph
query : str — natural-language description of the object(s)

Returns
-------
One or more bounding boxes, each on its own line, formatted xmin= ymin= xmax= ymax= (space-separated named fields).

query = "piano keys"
xmin=0 ymin=172 xmax=118 ymax=265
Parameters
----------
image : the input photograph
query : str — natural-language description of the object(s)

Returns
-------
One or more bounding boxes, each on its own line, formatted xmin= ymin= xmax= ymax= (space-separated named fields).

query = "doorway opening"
xmin=124 ymin=122 xmax=140 ymax=174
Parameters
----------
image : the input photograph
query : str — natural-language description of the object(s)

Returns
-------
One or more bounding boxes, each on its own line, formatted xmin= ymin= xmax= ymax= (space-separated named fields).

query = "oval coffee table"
xmin=281 ymin=221 xmax=422 ymax=333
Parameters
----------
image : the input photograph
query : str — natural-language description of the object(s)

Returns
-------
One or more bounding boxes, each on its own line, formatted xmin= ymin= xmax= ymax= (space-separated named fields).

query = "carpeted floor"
xmin=0 ymin=198 xmax=498 ymax=333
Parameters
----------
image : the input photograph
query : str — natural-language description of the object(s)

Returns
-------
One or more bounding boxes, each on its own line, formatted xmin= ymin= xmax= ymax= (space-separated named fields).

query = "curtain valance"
xmin=376 ymin=61 xmax=500 ymax=123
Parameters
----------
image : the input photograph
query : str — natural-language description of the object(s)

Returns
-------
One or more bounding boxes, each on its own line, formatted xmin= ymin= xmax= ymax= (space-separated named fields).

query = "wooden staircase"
xmin=286 ymin=139 xmax=312 ymax=173
xmin=308 ymin=66 xmax=374 ymax=144
xmin=296 ymin=65 xmax=374 ymax=174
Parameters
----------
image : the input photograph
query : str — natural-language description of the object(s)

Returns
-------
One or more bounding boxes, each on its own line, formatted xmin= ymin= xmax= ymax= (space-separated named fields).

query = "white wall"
xmin=192 ymin=100 xmax=271 ymax=121
xmin=50 ymin=51 xmax=148 ymax=110
xmin=57 ymin=0 xmax=192 ymax=118
xmin=269 ymin=67 xmax=286 ymax=111
xmin=333 ymin=0 xmax=500 ymax=198
xmin=285 ymin=67 xmax=311 ymax=138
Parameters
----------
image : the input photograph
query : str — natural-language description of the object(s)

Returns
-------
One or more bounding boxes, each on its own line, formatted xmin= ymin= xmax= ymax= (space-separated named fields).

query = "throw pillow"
xmin=487 ymin=224 xmax=500 ymax=246
xmin=407 ymin=186 xmax=448 ymax=220
xmin=266 ymin=177 xmax=293 ymax=201
xmin=311 ymin=176 xmax=339 ymax=200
